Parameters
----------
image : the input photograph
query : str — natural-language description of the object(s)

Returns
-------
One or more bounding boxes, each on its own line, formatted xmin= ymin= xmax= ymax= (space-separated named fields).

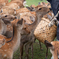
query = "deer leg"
xmin=8 ymin=52 xmax=13 ymax=59
xmin=25 ymin=44 xmax=29 ymax=59
xmin=20 ymin=43 xmax=24 ymax=59
xmin=39 ymin=41 xmax=43 ymax=50
xmin=31 ymin=43 xmax=33 ymax=59
xmin=45 ymin=47 xmax=48 ymax=59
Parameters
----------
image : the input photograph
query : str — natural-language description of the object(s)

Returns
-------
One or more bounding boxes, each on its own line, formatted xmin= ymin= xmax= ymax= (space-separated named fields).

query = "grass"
xmin=13 ymin=40 xmax=52 ymax=59
xmin=26 ymin=0 xmax=47 ymax=6
xmin=8 ymin=0 xmax=52 ymax=59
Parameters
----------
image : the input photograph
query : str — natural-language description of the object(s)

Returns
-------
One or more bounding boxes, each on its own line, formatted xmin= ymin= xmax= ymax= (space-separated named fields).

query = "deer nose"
xmin=2 ymin=19 xmax=4 ymax=21
xmin=49 ymin=8 xmax=52 ymax=11
xmin=15 ymin=16 xmax=17 ymax=19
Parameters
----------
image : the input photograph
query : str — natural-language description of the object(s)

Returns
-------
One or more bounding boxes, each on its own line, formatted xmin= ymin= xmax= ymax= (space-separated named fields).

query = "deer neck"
xmin=10 ymin=25 xmax=21 ymax=52
xmin=37 ymin=14 xmax=43 ymax=24
xmin=33 ymin=14 xmax=43 ymax=30
xmin=25 ymin=14 xmax=43 ymax=33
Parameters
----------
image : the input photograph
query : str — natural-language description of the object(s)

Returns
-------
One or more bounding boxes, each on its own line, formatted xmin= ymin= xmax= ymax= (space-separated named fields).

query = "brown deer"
xmin=11 ymin=0 xmax=28 ymax=7
xmin=6 ymin=0 xmax=26 ymax=9
xmin=0 ymin=0 xmax=8 ymax=8
xmin=40 ymin=2 xmax=51 ymax=8
xmin=0 ymin=7 xmax=16 ymax=15
xmin=0 ymin=0 xmax=26 ymax=14
xmin=14 ymin=7 xmax=30 ymax=15
xmin=0 ymin=14 xmax=17 ymax=38
xmin=19 ymin=5 xmax=51 ymax=59
xmin=0 ymin=18 xmax=24 ymax=59
xmin=45 ymin=40 xmax=59 ymax=59
xmin=14 ymin=7 xmax=36 ymax=24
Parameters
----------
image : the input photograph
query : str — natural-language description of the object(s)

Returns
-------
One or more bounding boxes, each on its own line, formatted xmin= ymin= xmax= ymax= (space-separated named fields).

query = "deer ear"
xmin=44 ymin=40 xmax=54 ymax=50
xmin=42 ymin=2 xmax=45 ymax=5
xmin=17 ymin=18 xmax=23 ymax=25
xmin=38 ymin=2 xmax=40 ymax=5
xmin=26 ymin=7 xmax=31 ymax=10
xmin=26 ymin=7 xmax=34 ymax=11
xmin=44 ymin=40 xmax=53 ymax=47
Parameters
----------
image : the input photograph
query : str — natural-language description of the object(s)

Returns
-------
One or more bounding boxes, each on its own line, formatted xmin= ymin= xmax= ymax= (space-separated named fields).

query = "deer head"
xmin=1 ymin=14 xmax=17 ymax=21
xmin=45 ymin=40 xmax=59 ymax=59
xmin=34 ymin=5 xmax=50 ymax=16
xmin=0 ymin=6 xmax=16 ymax=15
xmin=40 ymin=2 xmax=51 ymax=8
xmin=0 ymin=14 xmax=17 ymax=38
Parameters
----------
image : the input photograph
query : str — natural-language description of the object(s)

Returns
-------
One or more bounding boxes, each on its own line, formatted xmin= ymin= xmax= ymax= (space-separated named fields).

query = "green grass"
xmin=8 ymin=0 xmax=52 ymax=59
xmin=26 ymin=0 xmax=47 ymax=6
xmin=13 ymin=40 xmax=52 ymax=59
xmin=9 ymin=0 xmax=11 ymax=2
xmin=9 ymin=0 xmax=47 ymax=6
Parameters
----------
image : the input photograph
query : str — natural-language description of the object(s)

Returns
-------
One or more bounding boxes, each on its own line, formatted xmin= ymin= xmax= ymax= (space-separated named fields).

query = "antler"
xmin=48 ymin=11 xmax=59 ymax=27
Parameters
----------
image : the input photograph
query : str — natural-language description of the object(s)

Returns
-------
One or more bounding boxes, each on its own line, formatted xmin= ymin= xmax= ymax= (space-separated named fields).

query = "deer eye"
xmin=5 ymin=15 xmax=7 ymax=17
xmin=39 ymin=8 xmax=42 ymax=10
xmin=24 ymin=28 xmax=26 ymax=30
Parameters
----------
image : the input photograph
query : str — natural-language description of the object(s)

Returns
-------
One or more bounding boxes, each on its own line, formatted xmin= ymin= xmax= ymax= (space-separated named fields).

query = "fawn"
xmin=45 ymin=40 xmax=59 ymax=59
xmin=0 ymin=18 xmax=24 ymax=59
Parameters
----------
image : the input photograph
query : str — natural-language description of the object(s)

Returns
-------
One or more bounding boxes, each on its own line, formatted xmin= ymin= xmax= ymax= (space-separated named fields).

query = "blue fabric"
xmin=47 ymin=0 xmax=59 ymax=17
xmin=47 ymin=0 xmax=52 ymax=3
xmin=47 ymin=0 xmax=59 ymax=40
xmin=57 ymin=23 xmax=59 ymax=40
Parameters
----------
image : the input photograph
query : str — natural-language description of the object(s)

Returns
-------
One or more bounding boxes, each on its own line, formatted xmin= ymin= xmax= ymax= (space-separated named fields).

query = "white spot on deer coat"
xmin=4 ymin=54 xmax=6 ymax=57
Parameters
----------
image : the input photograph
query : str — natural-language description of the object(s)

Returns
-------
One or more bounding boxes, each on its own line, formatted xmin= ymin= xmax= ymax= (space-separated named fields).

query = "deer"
xmin=0 ymin=14 xmax=17 ymax=38
xmin=0 ymin=0 xmax=8 ymax=8
xmin=26 ymin=5 xmax=36 ymax=11
xmin=6 ymin=0 xmax=26 ymax=9
xmin=11 ymin=0 xmax=28 ymax=7
xmin=0 ymin=18 xmax=24 ymax=59
xmin=19 ymin=5 xmax=51 ymax=59
xmin=44 ymin=40 xmax=59 ymax=59
xmin=0 ymin=7 xmax=17 ymax=15
xmin=26 ymin=3 xmax=53 ymax=50
xmin=14 ymin=7 xmax=36 ymax=24
xmin=39 ymin=2 xmax=51 ymax=8
xmin=43 ymin=11 xmax=59 ymax=59
xmin=14 ymin=7 xmax=30 ymax=15
xmin=0 ymin=0 xmax=26 ymax=14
